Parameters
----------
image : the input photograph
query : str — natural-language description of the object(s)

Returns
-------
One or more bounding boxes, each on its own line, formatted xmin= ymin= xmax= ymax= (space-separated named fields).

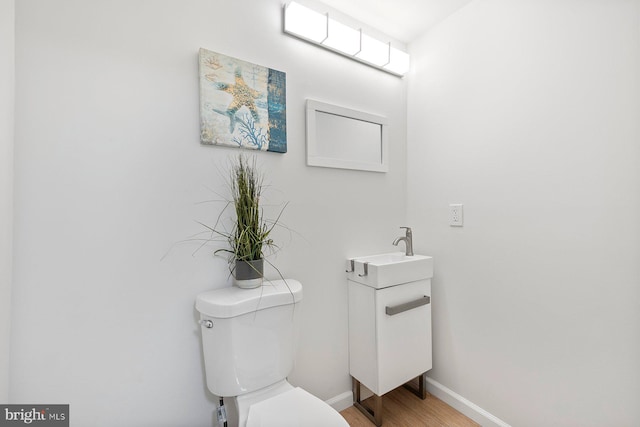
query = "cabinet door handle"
xmin=385 ymin=296 xmax=431 ymax=316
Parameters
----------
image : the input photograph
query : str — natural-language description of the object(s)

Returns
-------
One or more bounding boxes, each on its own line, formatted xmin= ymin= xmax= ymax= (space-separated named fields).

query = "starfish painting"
xmin=199 ymin=48 xmax=287 ymax=153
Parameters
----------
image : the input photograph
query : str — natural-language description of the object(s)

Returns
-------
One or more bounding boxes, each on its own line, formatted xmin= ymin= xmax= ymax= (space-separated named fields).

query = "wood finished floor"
xmin=340 ymin=386 xmax=480 ymax=427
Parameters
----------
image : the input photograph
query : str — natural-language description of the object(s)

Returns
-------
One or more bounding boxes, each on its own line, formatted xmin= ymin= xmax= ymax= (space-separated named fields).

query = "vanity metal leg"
xmin=352 ymin=377 xmax=383 ymax=426
xmin=403 ymin=371 xmax=427 ymax=400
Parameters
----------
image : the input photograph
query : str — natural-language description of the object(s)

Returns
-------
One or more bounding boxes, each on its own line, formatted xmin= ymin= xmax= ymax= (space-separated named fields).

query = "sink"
xmin=346 ymin=251 xmax=433 ymax=289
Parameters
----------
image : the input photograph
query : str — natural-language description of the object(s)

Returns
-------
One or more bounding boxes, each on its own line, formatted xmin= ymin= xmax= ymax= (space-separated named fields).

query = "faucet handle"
xmin=400 ymin=226 xmax=412 ymax=235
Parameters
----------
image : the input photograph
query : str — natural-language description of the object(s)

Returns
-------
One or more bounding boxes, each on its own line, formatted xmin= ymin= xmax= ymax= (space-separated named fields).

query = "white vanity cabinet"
xmin=348 ymin=278 xmax=432 ymax=395
xmin=346 ymin=252 xmax=433 ymax=397
xmin=346 ymin=252 xmax=433 ymax=426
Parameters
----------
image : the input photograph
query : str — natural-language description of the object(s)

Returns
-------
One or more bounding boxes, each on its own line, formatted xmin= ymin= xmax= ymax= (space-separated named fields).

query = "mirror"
xmin=306 ymin=99 xmax=388 ymax=173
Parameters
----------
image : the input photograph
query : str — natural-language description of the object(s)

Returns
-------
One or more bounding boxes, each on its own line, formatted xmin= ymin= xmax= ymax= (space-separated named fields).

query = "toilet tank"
xmin=196 ymin=279 xmax=303 ymax=397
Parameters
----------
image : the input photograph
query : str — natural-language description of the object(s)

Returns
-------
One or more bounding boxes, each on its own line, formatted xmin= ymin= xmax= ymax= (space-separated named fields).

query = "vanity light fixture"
xmin=283 ymin=1 xmax=410 ymax=77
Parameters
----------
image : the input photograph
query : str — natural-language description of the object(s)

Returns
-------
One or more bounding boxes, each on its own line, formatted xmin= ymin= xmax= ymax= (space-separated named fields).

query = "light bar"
xmin=283 ymin=1 xmax=410 ymax=76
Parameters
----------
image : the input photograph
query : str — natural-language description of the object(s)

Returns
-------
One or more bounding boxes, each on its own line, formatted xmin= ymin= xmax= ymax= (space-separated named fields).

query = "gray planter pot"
xmin=234 ymin=259 xmax=264 ymax=289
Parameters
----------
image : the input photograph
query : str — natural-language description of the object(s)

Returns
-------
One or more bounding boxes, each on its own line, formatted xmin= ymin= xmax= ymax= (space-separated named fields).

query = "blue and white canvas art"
xmin=199 ymin=48 xmax=287 ymax=153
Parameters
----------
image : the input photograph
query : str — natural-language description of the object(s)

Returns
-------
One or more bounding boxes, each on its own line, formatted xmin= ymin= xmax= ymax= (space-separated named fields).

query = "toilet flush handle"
xmin=199 ymin=319 xmax=214 ymax=328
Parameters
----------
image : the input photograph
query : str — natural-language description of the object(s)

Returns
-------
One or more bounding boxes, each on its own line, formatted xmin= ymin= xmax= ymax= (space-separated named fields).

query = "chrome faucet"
xmin=392 ymin=227 xmax=414 ymax=256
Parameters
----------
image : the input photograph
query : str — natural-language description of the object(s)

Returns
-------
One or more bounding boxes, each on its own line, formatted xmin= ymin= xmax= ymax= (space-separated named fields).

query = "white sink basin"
xmin=346 ymin=252 xmax=433 ymax=289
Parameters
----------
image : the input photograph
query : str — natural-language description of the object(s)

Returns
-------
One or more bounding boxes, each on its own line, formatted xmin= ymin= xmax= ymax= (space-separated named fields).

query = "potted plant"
xmin=211 ymin=154 xmax=283 ymax=288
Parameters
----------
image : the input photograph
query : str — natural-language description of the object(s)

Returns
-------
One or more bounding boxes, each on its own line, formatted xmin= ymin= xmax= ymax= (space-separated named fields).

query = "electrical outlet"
xmin=449 ymin=204 xmax=463 ymax=227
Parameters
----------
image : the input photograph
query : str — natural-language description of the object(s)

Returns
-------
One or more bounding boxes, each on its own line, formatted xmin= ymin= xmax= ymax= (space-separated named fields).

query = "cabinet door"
xmin=375 ymin=279 xmax=432 ymax=395
xmin=348 ymin=281 xmax=378 ymax=391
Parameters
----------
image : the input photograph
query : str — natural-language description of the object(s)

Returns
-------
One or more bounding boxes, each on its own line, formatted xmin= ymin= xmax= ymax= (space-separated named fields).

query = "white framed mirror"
xmin=306 ymin=99 xmax=389 ymax=173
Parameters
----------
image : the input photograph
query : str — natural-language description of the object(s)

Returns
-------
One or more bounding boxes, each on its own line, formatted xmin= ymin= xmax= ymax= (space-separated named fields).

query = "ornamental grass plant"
xmin=228 ymin=154 xmax=272 ymax=262
xmin=206 ymin=154 xmax=285 ymax=277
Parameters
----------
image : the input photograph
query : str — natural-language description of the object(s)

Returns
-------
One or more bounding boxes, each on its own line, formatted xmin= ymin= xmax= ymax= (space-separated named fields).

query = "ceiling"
xmin=319 ymin=0 xmax=474 ymax=43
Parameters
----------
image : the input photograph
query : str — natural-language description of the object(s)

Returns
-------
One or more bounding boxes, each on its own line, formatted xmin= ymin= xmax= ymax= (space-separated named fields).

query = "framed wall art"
xmin=199 ymin=48 xmax=287 ymax=153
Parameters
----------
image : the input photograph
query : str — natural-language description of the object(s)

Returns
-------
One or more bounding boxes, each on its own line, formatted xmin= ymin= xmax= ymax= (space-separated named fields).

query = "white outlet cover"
xmin=449 ymin=204 xmax=463 ymax=226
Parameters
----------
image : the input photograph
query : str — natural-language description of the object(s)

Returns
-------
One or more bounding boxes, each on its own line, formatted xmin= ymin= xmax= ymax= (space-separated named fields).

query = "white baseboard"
xmin=425 ymin=377 xmax=511 ymax=427
xmin=326 ymin=390 xmax=353 ymax=412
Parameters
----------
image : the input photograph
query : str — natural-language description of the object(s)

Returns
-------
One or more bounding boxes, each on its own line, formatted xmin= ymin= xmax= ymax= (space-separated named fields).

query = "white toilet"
xmin=196 ymin=279 xmax=349 ymax=427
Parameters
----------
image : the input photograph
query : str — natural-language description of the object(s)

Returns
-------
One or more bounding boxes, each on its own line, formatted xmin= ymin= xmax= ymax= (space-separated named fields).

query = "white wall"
xmin=408 ymin=0 xmax=640 ymax=426
xmin=0 ymin=0 xmax=15 ymax=404
xmin=11 ymin=0 xmax=406 ymax=425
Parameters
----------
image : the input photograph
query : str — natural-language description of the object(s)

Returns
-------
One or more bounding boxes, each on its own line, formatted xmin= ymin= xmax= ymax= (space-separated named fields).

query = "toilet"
xmin=196 ymin=279 xmax=349 ymax=427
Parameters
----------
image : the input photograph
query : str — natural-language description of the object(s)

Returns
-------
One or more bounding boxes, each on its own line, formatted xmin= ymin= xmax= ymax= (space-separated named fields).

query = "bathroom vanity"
xmin=346 ymin=252 xmax=433 ymax=426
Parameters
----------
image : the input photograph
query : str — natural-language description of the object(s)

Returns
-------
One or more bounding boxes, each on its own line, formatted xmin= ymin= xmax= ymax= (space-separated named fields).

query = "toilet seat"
xmin=245 ymin=387 xmax=349 ymax=427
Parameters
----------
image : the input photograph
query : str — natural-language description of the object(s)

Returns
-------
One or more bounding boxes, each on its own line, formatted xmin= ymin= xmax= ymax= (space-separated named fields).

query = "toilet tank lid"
xmin=196 ymin=279 xmax=303 ymax=318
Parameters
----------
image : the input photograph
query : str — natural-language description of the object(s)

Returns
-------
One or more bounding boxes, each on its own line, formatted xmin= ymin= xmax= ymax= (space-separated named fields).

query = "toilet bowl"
xmin=196 ymin=279 xmax=349 ymax=427
xmin=239 ymin=380 xmax=348 ymax=427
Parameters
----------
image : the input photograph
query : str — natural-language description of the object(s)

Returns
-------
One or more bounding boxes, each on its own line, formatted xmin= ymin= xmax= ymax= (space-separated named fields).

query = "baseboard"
xmin=425 ymin=377 xmax=511 ymax=427
xmin=326 ymin=390 xmax=353 ymax=412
